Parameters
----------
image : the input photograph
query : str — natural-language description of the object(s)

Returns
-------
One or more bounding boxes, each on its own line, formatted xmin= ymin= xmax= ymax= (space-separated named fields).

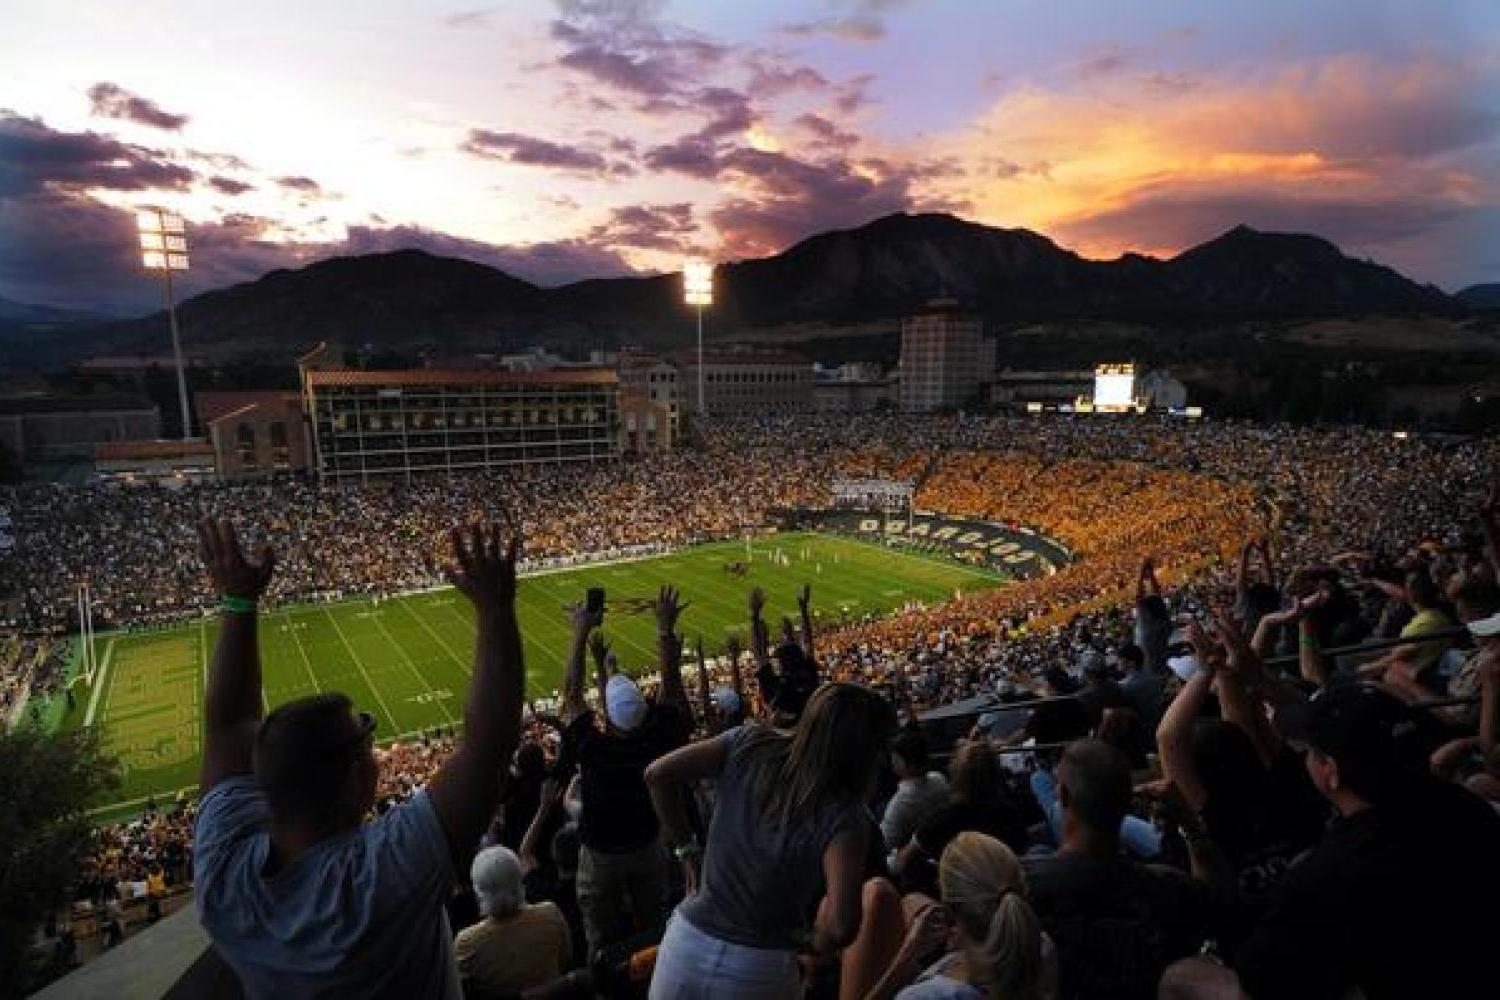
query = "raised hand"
xmin=748 ymin=586 xmax=766 ymax=618
xmin=588 ymin=629 xmax=611 ymax=668
xmin=444 ymin=522 xmax=520 ymax=611
xmin=568 ymin=600 xmax=603 ymax=636
xmin=197 ymin=518 xmax=276 ymax=600
xmin=797 ymin=583 xmax=812 ymax=613
xmin=656 ymin=584 xmax=690 ymax=636
xmin=724 ymin=633 xmax=743 ymax=663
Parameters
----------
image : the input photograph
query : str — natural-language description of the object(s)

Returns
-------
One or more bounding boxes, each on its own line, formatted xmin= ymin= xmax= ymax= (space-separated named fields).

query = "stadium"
xmin=5 ymin=3 xmax=1500 ymax=998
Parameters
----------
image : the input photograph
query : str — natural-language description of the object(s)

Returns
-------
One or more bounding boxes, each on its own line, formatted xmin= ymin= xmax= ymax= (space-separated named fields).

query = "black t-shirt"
xmin=1022 ymin=852 xmax=1226 ymax=1000
xmin=915 ymin=799 xmax=1030 ymax=858
xmin=556 ymin=703 xmax=691 ymax=853
xmin=1027 ymin=698 xmax=1092 ymax=745
xmin=1233 ymin=779 xmax=1500 ymax=1000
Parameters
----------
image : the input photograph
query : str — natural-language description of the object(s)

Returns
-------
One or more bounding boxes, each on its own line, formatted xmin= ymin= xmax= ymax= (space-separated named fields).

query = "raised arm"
xmin=748 ymin=587 xmax=772 ymax=669
xmin=426 ymin=524 xmax=525 ymax=869
xmin=588 ymin=629 xmax=612 ymax=712
xmin=1155 ymin=621 xmax=1217 ymax=810
xmin=1212 ymin=614 xmax=1278 ymax=769
xmin=197 ymin=518 xmax=277 ymax=794
xmin=694 ymin=637 xmax=714 ymax=732
xmin=797 ymin=584 xmax=816 ymax=659
xmin=655 ymin=585 xmax=691 ymax=716
xmin=1236 ymin=542 xmax=1254 ymax=601
xmin=1138 ymin=556 xmax=1160 ymax=599
xmin=561 ymin=600 xmax=601 ymax=725
xmin=725 ymin=632 xmax=748 ymax=715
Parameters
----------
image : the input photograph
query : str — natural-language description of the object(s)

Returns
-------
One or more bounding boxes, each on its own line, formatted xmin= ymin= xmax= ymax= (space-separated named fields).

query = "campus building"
xmin=898 ymin=300 xmax=993 ymax=413
xmin=672 ymin=348 xmax=814 ymax=416
xmin=301 ymin=368 xmax=620 ymax=481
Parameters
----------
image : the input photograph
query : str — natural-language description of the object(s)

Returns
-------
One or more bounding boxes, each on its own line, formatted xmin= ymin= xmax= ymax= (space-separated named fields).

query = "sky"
xmin=2 ymin=0 xmax=1498 ymax=314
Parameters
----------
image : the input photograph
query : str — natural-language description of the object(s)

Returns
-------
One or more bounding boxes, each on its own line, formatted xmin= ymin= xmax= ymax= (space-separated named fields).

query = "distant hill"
xmin=13 ymin=213 xmax=1461 ymax=365
xmin=1457 ymin=283 xmax=1500 ymax=309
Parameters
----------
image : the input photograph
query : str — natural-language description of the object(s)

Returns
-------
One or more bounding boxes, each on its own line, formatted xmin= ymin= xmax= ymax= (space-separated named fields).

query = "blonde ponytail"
xmin=981 ymin=892 xmax=1043 ymax=1000
xmin=938 ymin=832 xmax=1046 ymax=1000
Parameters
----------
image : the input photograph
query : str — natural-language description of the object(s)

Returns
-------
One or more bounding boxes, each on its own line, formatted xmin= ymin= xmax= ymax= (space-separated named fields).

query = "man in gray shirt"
xmin=193 ymin=520 xmax=525 ymax=998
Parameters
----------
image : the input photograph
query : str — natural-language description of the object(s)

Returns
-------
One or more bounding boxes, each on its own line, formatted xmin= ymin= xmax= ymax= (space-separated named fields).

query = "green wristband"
xmin=221 ymin=595 xmax=258 ymax=615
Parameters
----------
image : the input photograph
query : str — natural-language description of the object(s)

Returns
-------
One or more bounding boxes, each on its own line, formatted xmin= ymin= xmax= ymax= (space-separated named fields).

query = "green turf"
xmin=64 ymin=533 xmax=1004 ymax=814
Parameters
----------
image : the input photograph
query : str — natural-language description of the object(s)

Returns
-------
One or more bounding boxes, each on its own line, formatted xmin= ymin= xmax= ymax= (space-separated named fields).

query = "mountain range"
xmin=0 ymin=213 xmax=1482 ymax=368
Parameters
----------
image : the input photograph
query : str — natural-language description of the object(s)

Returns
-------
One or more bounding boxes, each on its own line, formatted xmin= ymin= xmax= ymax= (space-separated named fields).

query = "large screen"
xmin=1094 ymin=365 xmax=1135 ymax=408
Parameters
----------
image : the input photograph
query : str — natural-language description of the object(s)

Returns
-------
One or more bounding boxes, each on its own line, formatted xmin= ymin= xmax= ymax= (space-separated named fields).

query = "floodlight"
xmin=140 ymin=233 xmax=165 ymax=250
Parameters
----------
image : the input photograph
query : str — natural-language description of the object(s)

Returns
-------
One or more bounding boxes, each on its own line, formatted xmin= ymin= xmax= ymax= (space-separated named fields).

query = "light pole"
xmin=683 ymin=260 xmax=713 ymax=416
xmin=137 ymin=209 xmax=193 ymax=439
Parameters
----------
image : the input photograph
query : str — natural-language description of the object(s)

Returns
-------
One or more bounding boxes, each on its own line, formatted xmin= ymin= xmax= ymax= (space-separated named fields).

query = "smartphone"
xmin=586 ymin=587 xmax=606 ymax=616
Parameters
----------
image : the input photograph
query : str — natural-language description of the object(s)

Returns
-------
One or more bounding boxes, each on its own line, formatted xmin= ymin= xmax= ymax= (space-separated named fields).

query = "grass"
xmin=63 ymin=532 xmax=1005 ymax=816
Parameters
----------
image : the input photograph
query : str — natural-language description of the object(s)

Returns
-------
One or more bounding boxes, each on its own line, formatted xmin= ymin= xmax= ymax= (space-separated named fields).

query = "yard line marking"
xmin=393 ymin=598 xmax=471 ymax=677
xmin=282 ymin=609 xmax=323 ymax=693
xmin=83 ymin=638 xmax=116 ymax=727
xmin=321 ymin=606 xmax=401 ymax=734
xmin=369 ymin=606 xmax=456 ymax=725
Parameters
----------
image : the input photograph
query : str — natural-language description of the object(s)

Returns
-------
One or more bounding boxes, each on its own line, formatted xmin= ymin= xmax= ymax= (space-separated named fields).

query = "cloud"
xmin=207 ymin=175 xmax=254 ymax=195
xmin=587 ymin=202 xmax=697 ymax=252
xmin=549 ymin=1 xmax=726 ymax=99
xmin=0 ymin=113 xmax=195 ymax=195
xmin=1072 ymin=45 xmax=1134 ymax=79
xmin=778 ymin=15 xmax=885 ymax=44
xmin=745 ymin=60 xmax=829 ymax=99
xmin=187 ymin=149 xmax=252 ymax=171
xmin=462 ymin=129 xmax=611 ymax=172
xmin=86 ymin=82 xmax=190 ymax=131
xmin=275 ymin=175 xmax=322 ymax=193
xmin=708 ymin=149 xmax=957 ymax=258
xmin=833 ymin=73 xmax=876 ymax=115
xmin=931 ymin=52 xmax=1500 ymax=275
xmin=443 ymin=8 xmax=495 ymax=30
xmin=794 ymin=113 xmax=859 ymax=151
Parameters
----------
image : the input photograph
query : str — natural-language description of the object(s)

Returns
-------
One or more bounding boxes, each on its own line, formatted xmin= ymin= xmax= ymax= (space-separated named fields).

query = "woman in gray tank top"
xmin=645 ymin=683 xmax=897 ymax=999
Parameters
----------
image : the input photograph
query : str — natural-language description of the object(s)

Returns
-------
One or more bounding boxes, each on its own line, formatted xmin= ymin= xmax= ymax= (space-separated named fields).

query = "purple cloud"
xmin=0 ymin=113 xmax=195 ymax=195
xmin=461 ymin=129 xmax=611 ymax=172
xmin=778 ymin=15 xmax=886 ymax=44
xmin=86 ymin=82 xmax=190 ymax=131
xmin=795 ymin=113 xmax=859 ymax=150
xmin=207 ymin=175 xmax=253 ymax=195
xmin=587 ymin=202 xmax=697 ymax=252
xmin=275 ymin=175 xmax=321 ymax=193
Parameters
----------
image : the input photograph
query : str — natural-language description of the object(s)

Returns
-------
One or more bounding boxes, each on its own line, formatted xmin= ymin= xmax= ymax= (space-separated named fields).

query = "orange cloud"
xmin=918 ymin=53 xmax=1498 ymax=266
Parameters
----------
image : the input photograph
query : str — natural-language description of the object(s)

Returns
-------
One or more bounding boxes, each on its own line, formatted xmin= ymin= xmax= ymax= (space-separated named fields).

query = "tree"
xmin=0 ymin=725 xmax=120 ymax=997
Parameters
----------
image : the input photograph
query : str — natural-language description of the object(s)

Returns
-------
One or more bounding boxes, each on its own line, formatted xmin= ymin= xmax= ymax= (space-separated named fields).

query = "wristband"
xmin=671 ymin=841 xmax=702 ymax=860
xmin=221 ymin=595 xmax=258 ymax=615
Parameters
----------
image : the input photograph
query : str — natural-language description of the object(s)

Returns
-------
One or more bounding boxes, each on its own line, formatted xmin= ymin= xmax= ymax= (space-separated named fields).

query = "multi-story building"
xmin=196 ymin=391 xmax=313 ymax=479
xmin=616 ymin=351 xmax=681 ymax=437
xmin=898 ymin=300 xmax=993 ymax=413
xmin=673 ymin=349 xmax=814 ymax=417
xmin=0 ymin=394 xmax=161 ymax=464
xmin=302 ymin=368 xmax=620 ymax=481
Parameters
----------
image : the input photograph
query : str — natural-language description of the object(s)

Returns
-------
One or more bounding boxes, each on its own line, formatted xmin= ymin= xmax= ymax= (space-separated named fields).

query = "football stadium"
xmin=5 ymin=3 xmax=1500 ymax=998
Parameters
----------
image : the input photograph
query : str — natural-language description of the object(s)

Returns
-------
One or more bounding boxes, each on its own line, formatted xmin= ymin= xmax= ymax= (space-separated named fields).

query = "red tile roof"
xmin=195 ymin=390 xmax=301 ymax=425
xmin=305 ymin=368 xmax=618 ymax=388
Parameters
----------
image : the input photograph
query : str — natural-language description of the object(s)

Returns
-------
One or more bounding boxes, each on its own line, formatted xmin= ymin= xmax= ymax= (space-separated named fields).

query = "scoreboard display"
xmin=1093 ymin=363 xmax=1136 ymax=410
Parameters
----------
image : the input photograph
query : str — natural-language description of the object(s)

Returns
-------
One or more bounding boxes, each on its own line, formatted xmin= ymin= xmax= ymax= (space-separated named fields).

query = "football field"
xmin=67 ymin=532 xmax=1005 ymax=813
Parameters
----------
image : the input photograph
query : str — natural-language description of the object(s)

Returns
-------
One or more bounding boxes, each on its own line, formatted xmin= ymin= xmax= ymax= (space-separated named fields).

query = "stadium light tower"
xmin=137 ymin=208 xmax=193 ymax=439
xmin=683 ymin=259 xmax=713 ymax=415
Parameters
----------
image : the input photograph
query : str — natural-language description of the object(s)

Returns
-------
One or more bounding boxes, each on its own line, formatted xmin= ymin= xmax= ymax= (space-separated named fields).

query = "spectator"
xmin=894 ymin=741 xmax=1030 ymax=888
xmin=846 ymin=831 xmax=1057 ymax=1000
xmin=555 ymin=587 xmax=693 ymax=957
xmin=1166 ymin=685 xmax=1500 ymax=1000
xmin=1021 ymin=740 xmax=1225 ymax=1000
xmin=192 ymin=520 xmax=525 ymax=998
xmin=454 ymin=845 xmax=573 ymax=998
xmin=645 ymin=683 xmax=897 ymax=999
xmin=1115 ymin=643 xmax=1163 ymax=732
xmin=881 ymin=727 xmax=950 ymax=863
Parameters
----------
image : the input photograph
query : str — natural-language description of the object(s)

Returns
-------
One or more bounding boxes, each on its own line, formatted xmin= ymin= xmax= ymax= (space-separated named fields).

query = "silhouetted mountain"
xmin=1456 ymin=283 xmax=1500 ymax=309
xmin=40 ymin=213 xmax=1459 ymax=363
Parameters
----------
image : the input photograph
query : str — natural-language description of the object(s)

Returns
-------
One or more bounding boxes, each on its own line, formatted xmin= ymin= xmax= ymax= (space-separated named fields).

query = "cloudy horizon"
xmin=2 ymin=0 xmax=1498 ymax=314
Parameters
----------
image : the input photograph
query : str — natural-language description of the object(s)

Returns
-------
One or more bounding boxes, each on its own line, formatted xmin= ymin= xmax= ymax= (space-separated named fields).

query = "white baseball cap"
xmin=1468 ymin=612 xmax=1500 ymax=639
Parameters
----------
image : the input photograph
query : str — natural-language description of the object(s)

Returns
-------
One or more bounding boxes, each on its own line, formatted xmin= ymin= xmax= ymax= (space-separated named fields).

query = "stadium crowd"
xmin=12 ymin=413 xmax=1500 ymax=999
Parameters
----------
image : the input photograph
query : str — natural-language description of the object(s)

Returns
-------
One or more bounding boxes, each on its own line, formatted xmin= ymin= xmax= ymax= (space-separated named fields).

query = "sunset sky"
xmin=2 ymin=0 xmax=1498 ymax=313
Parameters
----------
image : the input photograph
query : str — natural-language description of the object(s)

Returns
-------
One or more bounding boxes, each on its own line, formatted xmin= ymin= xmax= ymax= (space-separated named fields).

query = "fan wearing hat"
xmin=554 ymin=585 xmax=694 ymax=958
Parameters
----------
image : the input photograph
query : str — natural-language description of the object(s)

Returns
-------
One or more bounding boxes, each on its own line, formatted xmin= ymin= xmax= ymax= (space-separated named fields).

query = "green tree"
xmin=0 ymin=725 xmax=120 ymax=997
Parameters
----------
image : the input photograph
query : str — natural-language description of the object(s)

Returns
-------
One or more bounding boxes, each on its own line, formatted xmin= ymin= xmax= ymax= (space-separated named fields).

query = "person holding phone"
xmin=555 ymin=584 xmax=694 ymax=957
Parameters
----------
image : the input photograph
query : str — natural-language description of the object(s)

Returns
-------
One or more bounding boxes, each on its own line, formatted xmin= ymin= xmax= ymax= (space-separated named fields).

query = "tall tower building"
xmin=899 ymin=300 xmax=990 ymax=412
